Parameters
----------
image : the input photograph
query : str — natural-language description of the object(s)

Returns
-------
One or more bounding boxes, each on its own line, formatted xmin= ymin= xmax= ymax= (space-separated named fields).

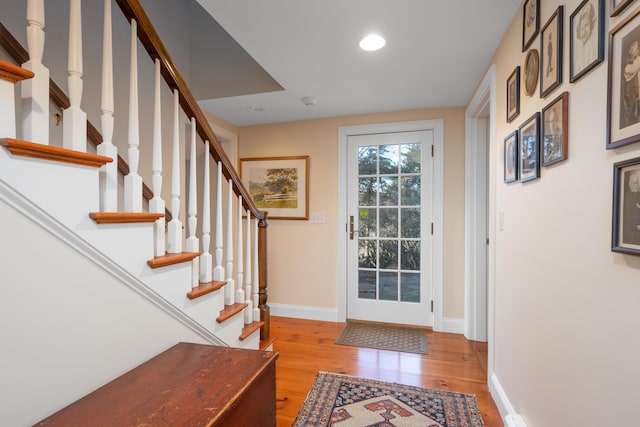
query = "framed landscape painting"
xmin=240 ymin=156 xmax=310 ymax=220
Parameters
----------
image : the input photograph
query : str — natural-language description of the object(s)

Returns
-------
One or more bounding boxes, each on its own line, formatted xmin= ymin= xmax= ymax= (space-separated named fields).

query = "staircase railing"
xmin=0 ymin=0 xmax=270 ymax=340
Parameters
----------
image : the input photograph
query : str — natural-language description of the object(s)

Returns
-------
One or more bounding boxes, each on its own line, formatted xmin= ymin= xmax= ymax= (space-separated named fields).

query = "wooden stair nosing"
xmin=89 ymin=212 xmax=164 ymax=224
xmin=259 ymin=336 xmax=277 ymax=351
xmin=240 ymin=321 xmax=265 ymax=341
xmin=186 ymin=280 xmax=226 ymax=300
xmin=0 ymin=60 xmax=34 ymax=83
xmin=216 ymin=303 xmax=248 ymax=324
xmin=0 ymin=138 xmax=113 ymax=168
xmin=147 ymin=252 xmax=199 ymax=269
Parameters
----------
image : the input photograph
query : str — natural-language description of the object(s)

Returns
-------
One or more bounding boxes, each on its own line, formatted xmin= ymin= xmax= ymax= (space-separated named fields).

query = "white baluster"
xmin=213 ymin=161 xmax=225 ymax=281
xmin=167 ymin=89 xmax=183 ymax=253
xmin=199 ymin=142 xmax=212 ymax=283
xmin=63 ymin=0 xmax=87 ymax=152
xmin=224 ymin=179 xmax=235 ymax=306
xmin=186 ymin=119 xmax=199 ymax=288
xmin=253 ymin=218 xmax=260 ymax=322
xmin=21 ymin=0 xmax=49 ymax=144
xmin=149 ymin=59 xmax=165 ymax=257
xmin=124 ymin=19 xmax=142 ymax=212
xmin=235 ymin=197 xmax=245 ymax=306
xmin=97 ymin=0 xmax=117 ymax=212
xmin=244 ymin=210 xmax=253 ymax=324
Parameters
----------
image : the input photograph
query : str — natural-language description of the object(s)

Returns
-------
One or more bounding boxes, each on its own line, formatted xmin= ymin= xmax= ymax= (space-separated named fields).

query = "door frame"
xmin=337 ymin=120 xmax=444 ymax=330
xmin=465 ymin=65 xmax=496 ymax=384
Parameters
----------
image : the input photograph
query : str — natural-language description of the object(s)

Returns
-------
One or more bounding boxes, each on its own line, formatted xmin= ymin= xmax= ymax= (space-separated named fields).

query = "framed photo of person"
xmin=570 ymin=0 xmax=604 ymax=83
xmin=518 ymin=113 xmax=541 ymax=182
xmin=540 ymin=6 xmax=564 ymax=98
xmin=611 ymin=0 xmax=637 ymax=17
xmin=542 ymin=92 xmax=569 ymax=167
xmin=523 ymin=0 xmax=540 ymax=51
xmin=507 ymin=67 xmax=521 ymax=122
xmin=607 ymin=7 xmax=640 ymax=149
xmin=524 ymin=49 xmax=540 ymax=96
xmin=612 ymin=156 xmax=640 ymax=255
xmin=504 ymin=130 xmax=519 ymax=183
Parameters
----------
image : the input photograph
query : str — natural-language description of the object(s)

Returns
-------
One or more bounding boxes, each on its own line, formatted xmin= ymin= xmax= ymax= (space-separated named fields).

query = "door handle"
xmin=349 ymin=215 xmax=358 ymax=240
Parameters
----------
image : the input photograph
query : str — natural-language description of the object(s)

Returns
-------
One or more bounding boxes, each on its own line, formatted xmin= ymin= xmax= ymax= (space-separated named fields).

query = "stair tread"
xmin=187 ymin=280 xmax=226 ymax=300
xmin=217 ymin=303 xmax=248 ymax=324
xmin=240 ymin=321 xmax=265 ymax=341
xmin=147 ymin=252 xmax=199 ymax=268
xmin=0 ymin=59 xmax=34 ymax=83
xmin=0 ymin=138 xmax=112 ymax=168
xmin=259 ymin=336 xmax=278 ymax=351
xmin=89 ymin=212 xmax=164 ymax=224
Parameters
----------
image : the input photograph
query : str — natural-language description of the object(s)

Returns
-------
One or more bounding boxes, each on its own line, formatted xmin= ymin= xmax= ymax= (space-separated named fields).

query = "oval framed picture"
xmin=524 ymin=49 xmax=539 ymax=96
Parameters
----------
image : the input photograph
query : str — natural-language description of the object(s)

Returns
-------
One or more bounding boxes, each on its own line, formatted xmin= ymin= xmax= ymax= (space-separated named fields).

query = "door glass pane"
xmin=401 ymin=144 xmax=421 ymax=173
xmin=401 ymin=240 xmax=420 ymax=270
xmin=359 ymin=270 xmax=376 ymax=299
xmin=359 ymin=177 xmax=378 ymax=206
xmin=401 ymin=176 xmax=420 ymax=205
xmin=379 ymin=271 xmax=398 ymax=301
xmin=359 ymin=146 xmax=377 ymax=175
xmin=379 ymin=176 xmax=398 ymax=206
xmin=379 ymin=208 xmax=398 ymax=238
xmin=401 ymin=208 xmax=420 ymax=238
xmin=401 ymin=272 xmax=420 ymax=302
xmin=359 ymin=208 xmax=377 ymax=237
xmin=379 ymin=240 xmax=398 ymax=269
xmin=379 ymin=145 xmax=399 ymax=174
xmin=358 ymin=239 xmax=376 ymax=268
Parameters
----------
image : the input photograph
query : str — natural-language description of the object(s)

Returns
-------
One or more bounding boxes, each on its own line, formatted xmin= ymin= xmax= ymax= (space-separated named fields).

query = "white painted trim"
xmin=0 ymin=177 xmax=227 ymax=346
xmin=337 ymin=120 xmax=444 ymax=330
xmin=465 ymin=65 xmax=497 ymax=384
xmin=210 ymin=123 xmax=238 ymax=168
xmin=269 ymin=303 xmax=339 ymax=322
xmin=490 ymin=373 xmax=528 ymax=427
xmin=441 ymin=317 xmax=464 ymax=334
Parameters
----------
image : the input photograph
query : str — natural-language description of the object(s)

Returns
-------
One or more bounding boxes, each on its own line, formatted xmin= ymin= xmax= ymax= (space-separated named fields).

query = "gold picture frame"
xmin=524 ymin=49 xmax=540 ymax=96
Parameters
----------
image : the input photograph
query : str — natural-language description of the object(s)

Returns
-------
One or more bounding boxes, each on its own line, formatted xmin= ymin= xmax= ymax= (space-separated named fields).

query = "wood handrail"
xmin=0 ymin=22 xmax=171 ymax=221
xmin=114 ymin=0 xmax=265 ymax=221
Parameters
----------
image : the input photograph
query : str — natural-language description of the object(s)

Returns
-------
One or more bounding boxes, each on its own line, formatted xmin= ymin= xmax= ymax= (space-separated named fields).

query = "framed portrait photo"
xmin=611 ymin=0 xmax=637 ymax=17
xmin=240 ymin=156 xmax=310 ymax=220
xmin=524 ymin=49 xmax=540 ymax=96
xmin=570 ymin=0 xmax=604 ymax=83
xmin=504 ymin=130 xmax=519 ymax=183
xmin=612 ymin=156 xmax=640 ymax=255
xmin=540 ymin=6 xmax=564 ymax=98
xmin=518 ymin=113 xmax=541 ymax=182
xmin=507 ymin=67 xmax=521 ymax=122
xmin=523 ymin=0 xmax=540 ymax=51
xmin=607 ymin=6 xmax=640 ymax=149
xmin=542 ymin=92 xmax=569 ymax=166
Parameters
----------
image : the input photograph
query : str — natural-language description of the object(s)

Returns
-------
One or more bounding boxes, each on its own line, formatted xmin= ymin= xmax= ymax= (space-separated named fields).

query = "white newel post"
xmin=213 ymin=161 xmax=225 ymax=281
xmin=244 ymin=210 xmax=253 ymax=324
xmin=253 ymin=218 xmax=260 ymax=322
xmin=186 ymin=118 xmax=199 ymax=288
xmin=224 ymin=179 xmax=235 ymax=306
xmin=167 ymin=89 xmax=183 ymax=253
xmin=21 ymin=0 xmax=49 ymax=144
xmin=63 ymin=0 xmax=86 ymax=152
xmin=235 ymin=197 xmax=245 ymax=306
xmin=124 ymin=19 xmax=142 ymax=212
xmin=97 ymin=0 xmax=117 ymax=212
xmin=199 ymin=142 xmax=212 ymax=283
xmin=149 ymin=59 xmax=165 ymax=257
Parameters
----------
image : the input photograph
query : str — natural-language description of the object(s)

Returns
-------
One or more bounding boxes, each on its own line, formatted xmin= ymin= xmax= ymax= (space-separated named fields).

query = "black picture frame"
xmin=524 ymin=49 xmax=540 ymax=96
xmin=507 ymin=67 xmax=521 ymax=122
xmin=523 ymin=0 xmax=540 ymax=51
xmin=570 ymin=0 xmax=604 ymax=82
xmin=540 ymin=6 xmax=564 ymax=98
xmin=606 ymin=6 xmax=640 ymax=149
xmin=612 ymin=156 xmax=640 ymax=255
xmin=504 ymin=130 xmax=519 ymax=183
xmin=518 ymin=112 xmax=541 ymax=182
xmin=542 ymin=92 xmax=569 ymax=166
xmin=611 ymin=0 xmax=637 ymax=17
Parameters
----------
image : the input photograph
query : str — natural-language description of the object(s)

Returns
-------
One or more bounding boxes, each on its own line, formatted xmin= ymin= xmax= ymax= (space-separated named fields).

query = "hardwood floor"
xmin=272 ymin=316 xmax=503 ymax=426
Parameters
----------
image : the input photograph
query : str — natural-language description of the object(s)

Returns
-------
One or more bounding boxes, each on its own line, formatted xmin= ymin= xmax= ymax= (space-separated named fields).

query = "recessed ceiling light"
xmin=246 ymin=106 xmax=265 ymax=113
xmin=359 ymin=34 xmax=385 ymax=51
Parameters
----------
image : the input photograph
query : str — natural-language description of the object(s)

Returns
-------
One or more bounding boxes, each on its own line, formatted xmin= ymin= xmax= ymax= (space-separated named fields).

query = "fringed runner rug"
xmin=293 ymin=372 xmax=484 ymax=427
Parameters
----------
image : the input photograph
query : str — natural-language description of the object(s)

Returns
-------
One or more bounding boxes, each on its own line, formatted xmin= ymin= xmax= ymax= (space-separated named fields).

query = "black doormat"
xmin=335 ymin=321 xmax=428 ymax=354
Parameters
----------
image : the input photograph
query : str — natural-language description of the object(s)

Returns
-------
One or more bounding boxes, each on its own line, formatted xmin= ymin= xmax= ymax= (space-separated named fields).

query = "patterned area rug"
xmin=335 ymin=321 xmax=429 ymax=354
xmin=293 ymin=372 xmax=484 ymax=427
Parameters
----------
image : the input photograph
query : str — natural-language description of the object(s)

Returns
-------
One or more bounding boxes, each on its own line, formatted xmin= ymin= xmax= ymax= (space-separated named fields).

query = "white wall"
xmin=491 ymin=1 xmax=640 ymax=425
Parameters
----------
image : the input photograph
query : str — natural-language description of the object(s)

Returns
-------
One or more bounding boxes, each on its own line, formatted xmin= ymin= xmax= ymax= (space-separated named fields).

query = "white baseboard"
xmin=269 ymin=303 xmax=339 ymax=322
xmin=441 ymin=317 xmax=464 ymax=334
xmin=490 ymin=373 xmax=527 ymax=427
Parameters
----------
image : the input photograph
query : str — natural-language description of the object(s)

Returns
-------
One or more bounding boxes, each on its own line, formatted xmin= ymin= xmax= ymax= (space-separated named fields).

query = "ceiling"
xmin=191 ymin=0 xmax=522 ymax=127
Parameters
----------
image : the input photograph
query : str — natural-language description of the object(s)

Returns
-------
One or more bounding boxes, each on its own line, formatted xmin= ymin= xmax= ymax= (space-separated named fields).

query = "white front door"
xmin=346 ymin=131 xmax=434 ymax=327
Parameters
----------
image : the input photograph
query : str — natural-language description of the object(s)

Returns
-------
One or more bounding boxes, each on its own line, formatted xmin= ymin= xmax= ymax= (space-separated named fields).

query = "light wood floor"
xmin=271 ymin=316 xmax=503 ymax=426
